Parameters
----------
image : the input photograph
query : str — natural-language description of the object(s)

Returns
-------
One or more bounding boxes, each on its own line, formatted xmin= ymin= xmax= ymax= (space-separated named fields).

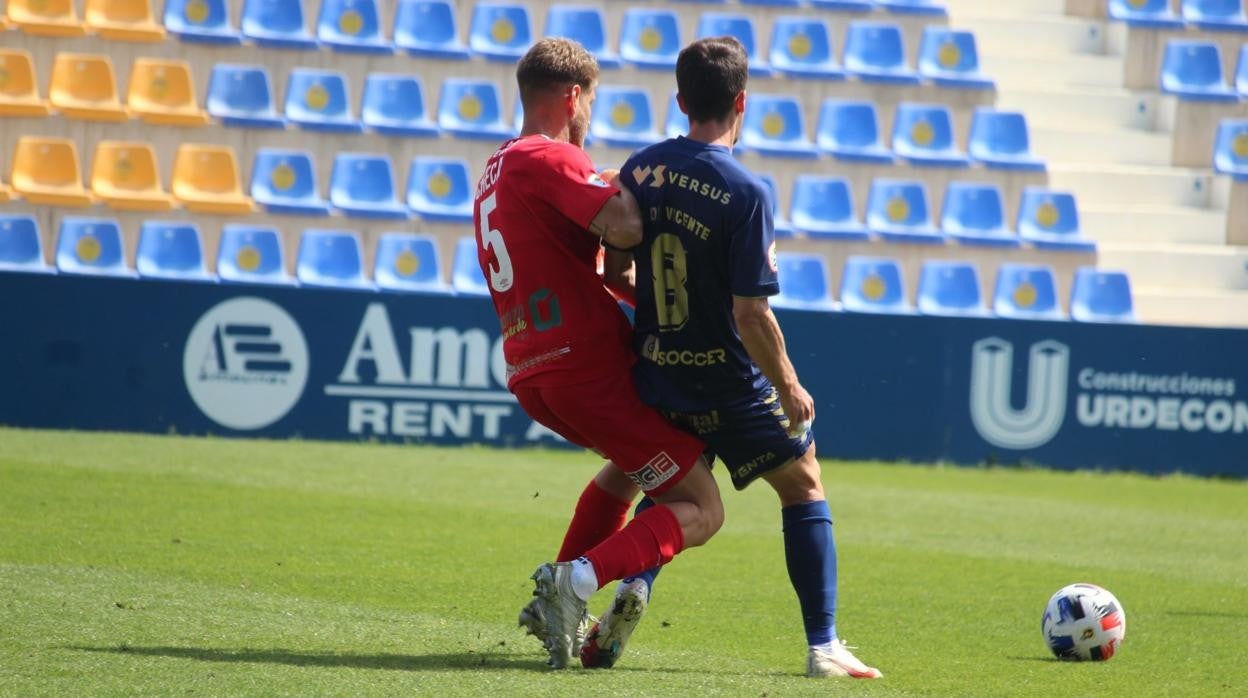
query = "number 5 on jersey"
xmin=478 ymin=192 xmax=514 ymax=292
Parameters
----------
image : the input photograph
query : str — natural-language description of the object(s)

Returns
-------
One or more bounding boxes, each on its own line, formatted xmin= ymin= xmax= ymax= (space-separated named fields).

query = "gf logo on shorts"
xmin=628 ymin=452 xmax=680 ymax=491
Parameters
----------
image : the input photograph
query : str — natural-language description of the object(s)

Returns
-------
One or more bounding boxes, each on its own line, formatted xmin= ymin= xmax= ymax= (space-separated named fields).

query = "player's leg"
xmin=520 ymin=372 xmax=723 ymax=668
xmin=762 ymin=443 xmax=881 ymax=679
xmin=555 ymin=463 xmax=639 ymax=563
xmin=580 ymin=494 xmax=661 ymax=669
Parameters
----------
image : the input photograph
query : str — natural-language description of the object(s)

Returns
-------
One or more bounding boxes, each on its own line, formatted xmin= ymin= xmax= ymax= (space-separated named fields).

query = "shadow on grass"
xmin=1007 ymin=656 xmax=1061 ymax=663
xmin=68 ymin=645 xmax=790 ymax=678
xmin=69 ymin=645 xmax=549 ymax=672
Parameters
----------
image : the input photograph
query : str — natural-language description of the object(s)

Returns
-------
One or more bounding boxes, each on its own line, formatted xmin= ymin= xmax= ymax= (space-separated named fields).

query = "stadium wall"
xmin=1 ymin=274 xmax=1245 ymax=477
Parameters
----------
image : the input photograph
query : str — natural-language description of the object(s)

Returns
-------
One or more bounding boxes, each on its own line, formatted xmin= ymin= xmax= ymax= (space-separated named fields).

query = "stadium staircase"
xmin=949 ymin=0 xmax=1248 ymax=327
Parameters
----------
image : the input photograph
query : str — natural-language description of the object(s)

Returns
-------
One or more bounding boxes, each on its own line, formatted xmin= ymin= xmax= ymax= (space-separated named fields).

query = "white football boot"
xmin=806 ymin=640 xmax=883 ymax=679
xmin=580 ymin=577 xmax=649 ymax=668
xmin=518 ymin=562 xmax=589 ymax=669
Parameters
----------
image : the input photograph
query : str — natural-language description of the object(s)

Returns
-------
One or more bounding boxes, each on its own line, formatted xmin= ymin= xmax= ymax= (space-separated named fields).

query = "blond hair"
xmin=516 ymin=37 xmax=599 ymax=107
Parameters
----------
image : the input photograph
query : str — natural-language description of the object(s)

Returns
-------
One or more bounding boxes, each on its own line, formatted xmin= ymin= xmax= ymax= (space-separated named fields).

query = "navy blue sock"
xmin=782 ymin=500 xmax=838 ymax=646
xmin=621 ymin=496 xmax=661 ymax=597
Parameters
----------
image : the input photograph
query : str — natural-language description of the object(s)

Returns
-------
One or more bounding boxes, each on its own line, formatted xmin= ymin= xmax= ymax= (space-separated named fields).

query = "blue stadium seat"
xmin=206 ymin=64 xmax=286 ymax=129
xmin=917 ymin=260 xmax=987 ymax=317
xmin=395 ymin=0 xmax=470 ymax=59
xmin=665 ymin=91 xmax=689 ymax=138
xmin=297 ymin=229 xmax=373 ymax=289
xmin=1160 ymin=40 xmax=1238 ymax=101
xmin=452 ymin=236 xmax=490 ymax=296
xmin=284 ymin=69 xmax=363 ymax=133
xmin=941 ymin=182 xmax=1019 ymax=247
xmin=329 ymin=154 xmax=408 ymax=219
xmin=878 ymin=0 xmax=947 ymax=15
xmin=374 ymin=232 xmax=452 ymax=294
xmin=815 ymin=100 xmax=892 ymax=163
xmin=968 ymin=108 xmax=1045 ymax=171
xmin=769 ymin=17 xmax=843 ymax=80
xmin=844 ymin=22 xmax=920 ymax=85
xmin=1181 ymin=0 xmax=1248 ymax=31
xmin=591 ymin=87 xmax=660 ymax=148
xmin=317 ymin=0 xmax=392 ymax=54
xmin=866 ymin=179 xmax=944 ymax=243
xmin=840 ymin=256 xmax=913 ymax=314
xmin=1070 ymin=268 xmax=1136 ymax=323
xmin=771 ymin=253 xmax=836 ymax=311
xmin=918 ymin=28 xmax=993 ymax=90
xmin=811 ymin=0 xmax=872 ymax=10
xmin=741 ymin=94 xmax=818 ymax=158
xmin=791 ymin=176 xmax=869 ymax=240
xmin=1213 ymin=118 xmax=1248 ymax=180
xmin=136 ymin=221 xmax=213 ymax=281
xmin=164 ymin=0 xmax=243 ymax=44
xmin=217 ymin=225 xmax=293 ymax=285
xmin=757 ymin=174 xmax=794 ymax=238
xmin=470 ymin=3 xmax=533 ymax=62
xmin=241 ymin=0 xmax=318 ymax=49
xmin=620 ymin=9 xmax=681 ymax=70
xmin=892 ymin=102 xmax=970 ymax=168
xmin=361 ymin=74 xmax=439 ymax=137
xmin=744 ymin=0 xmax=801 ymax=5
xmin=1016 ymin=188 xmax=1096 ymax=251
xmin=697 ymin=13 xmax=770 ymax=76
xmin=437 ymin=79 xmax=515 ymax=140
xmin=56 ymin=218 xmax=131 ymax=277
xmin=0 ymin=215 xmax=52 ymax=274
xmin=1237 ymin=45 xmax=1248 ymax=93
xmin=545 ymin=6 xmax=618 ymax=68
xmin=407 ymin=157 xmax=473 ymax=222
xmin=250 ymin=148 xmax=331 ymax=216
xmin=993 ymin=263 xmax=1064 ymax=321
xmin=1108 ymin=0 xmax=1184 ymax=27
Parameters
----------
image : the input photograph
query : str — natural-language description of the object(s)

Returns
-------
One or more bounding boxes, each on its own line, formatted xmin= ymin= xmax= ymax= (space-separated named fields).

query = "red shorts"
xmin=513 ymin=365 xmax=705 ymax=497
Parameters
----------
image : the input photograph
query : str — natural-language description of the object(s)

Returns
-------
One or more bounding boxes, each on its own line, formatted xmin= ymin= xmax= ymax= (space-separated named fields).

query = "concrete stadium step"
xmin=1048 ymin=164 xmax=1218 ymax=208
xmin=1133 ymin=287 xmax=1248 ymax=328
xmin=1081 ymin=205 xmax=1227 ymax=245
xmin=953 ymin=15 xmax=1108 ymax=56
xmin=1097 ymin=243 xmax=1248 ymax=291
xmin=996 ymin=88 xmax=1159 ymax=132
xmin=979 ymin=51 xmax=1124 ymax=90
xmin=1031 ymin=125 xmax=1172 ymax=166
xmin=945 ymin=0 xmax=1066 ymax=18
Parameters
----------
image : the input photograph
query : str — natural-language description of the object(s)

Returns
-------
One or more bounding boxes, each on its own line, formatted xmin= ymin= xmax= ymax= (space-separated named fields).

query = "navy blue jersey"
xmin=621 ymin=136 xmax=779 ymax=411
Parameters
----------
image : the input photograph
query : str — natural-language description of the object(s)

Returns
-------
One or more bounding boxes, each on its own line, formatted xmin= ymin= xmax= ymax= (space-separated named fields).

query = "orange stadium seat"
xmin=84 ymin=0 xmax=167 ymax=42
xmin=10 ymin=136 xmax=93 ymax=207
xmin=90 ymin=141 xmax=175 ymax=211
xmin=126 ymin=58 xmax=210 ymax=126
xmin=49 ymin=54 xmax=129 ymax=121
xmin=0 ymin=49 xmax=52 ymax=117
xmin=171 ymin=143 xmax=254 ymax=214
xmin=6 ymin=0 xmax=86 ymax=36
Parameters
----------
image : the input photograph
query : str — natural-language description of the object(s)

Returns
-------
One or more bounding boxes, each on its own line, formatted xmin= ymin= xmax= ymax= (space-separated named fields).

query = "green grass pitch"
xmin=1 ymin=428 xmax=1245 ymax=696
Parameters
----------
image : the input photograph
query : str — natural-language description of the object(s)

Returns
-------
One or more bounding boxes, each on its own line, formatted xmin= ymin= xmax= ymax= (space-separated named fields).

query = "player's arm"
xmin=596 ymin=169 xmax=638 ymax=303
xmin=733 ymin=298 xmax=814 ymax=431
xmin=587 ymin=172 xmax=643 ymax=251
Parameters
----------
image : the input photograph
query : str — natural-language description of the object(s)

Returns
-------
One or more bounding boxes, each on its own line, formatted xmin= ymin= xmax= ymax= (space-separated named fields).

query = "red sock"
xmin=556 ymin=480 xmax=631 ymax=562
xmin=581 ymin=504 xmax=684 ymax=590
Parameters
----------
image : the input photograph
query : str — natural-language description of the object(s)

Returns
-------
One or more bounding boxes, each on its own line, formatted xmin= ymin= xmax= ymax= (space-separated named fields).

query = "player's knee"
xmin=765 ymin=452 xmax=825 ymax=507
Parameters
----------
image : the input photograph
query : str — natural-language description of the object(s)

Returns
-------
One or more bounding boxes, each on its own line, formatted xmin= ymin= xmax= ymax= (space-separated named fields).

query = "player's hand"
xmin=599 ymin=168 xmax=621 ymax=185
xmin=780 ymin=382 xmax=815 ymax=437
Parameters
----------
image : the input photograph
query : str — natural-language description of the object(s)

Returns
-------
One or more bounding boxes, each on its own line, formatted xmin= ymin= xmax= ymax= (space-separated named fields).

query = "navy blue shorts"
xmin=660 ymin=383 xmax=813 ymax=490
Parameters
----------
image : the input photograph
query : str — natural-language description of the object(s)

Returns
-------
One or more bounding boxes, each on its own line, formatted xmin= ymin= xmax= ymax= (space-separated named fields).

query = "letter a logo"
xmin=969 ymin=338 xmax=1069 ymax=450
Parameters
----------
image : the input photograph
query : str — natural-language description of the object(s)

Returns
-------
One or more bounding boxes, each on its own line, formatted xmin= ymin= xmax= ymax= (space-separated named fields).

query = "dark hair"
xmin=516 ymin=37 xmax=599 ymax=107
xmin=676 ymin=37 xmax=748 ymax=123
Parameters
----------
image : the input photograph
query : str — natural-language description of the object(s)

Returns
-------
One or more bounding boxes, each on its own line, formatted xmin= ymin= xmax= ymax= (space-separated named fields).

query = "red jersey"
xmin=473 ymin=135 xmax=635 ymax=388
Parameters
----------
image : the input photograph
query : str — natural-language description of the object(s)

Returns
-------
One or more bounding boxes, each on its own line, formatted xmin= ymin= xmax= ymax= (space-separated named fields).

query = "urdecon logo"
xmin=183 ymin=297 xmax=309 ymax=430
xmin=969 ymin=338 xmax=1070 ymax=450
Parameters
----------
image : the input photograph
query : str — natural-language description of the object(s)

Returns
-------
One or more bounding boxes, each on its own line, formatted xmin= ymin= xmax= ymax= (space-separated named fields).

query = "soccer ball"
xmin=1041 ymin=583 xmax=1126 ymax=661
